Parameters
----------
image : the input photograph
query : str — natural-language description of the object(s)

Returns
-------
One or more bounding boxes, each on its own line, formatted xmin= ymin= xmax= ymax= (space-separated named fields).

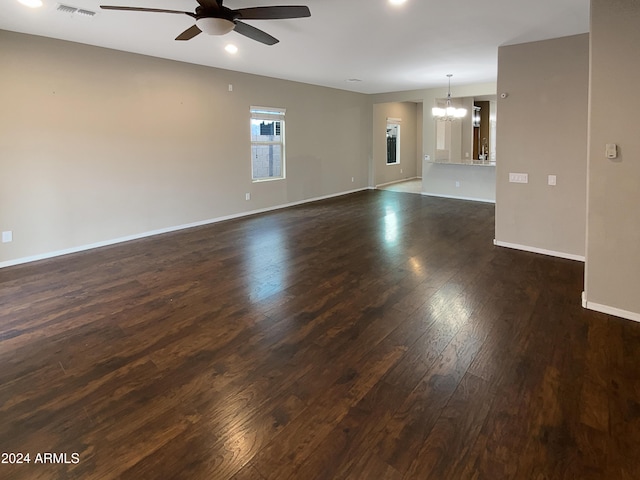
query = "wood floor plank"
xmin=1 ymin=190 xmax=638 ymax=479
xmin=375 ymin=325 xmax=483 ymax=474
xmin=402 ymin=372 xmax=494 ymax=479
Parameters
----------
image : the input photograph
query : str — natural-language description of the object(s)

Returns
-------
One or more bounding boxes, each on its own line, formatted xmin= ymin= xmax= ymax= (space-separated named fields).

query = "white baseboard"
xmin=0 ymin=187 xmax=370 ymax=269
xmin=582 ymin=295 xmax=640 ymax=323
xmin=493 ymin=240 xmax=585 ymax=262
xmin=421 ymin=192 xmax=496 ymax=204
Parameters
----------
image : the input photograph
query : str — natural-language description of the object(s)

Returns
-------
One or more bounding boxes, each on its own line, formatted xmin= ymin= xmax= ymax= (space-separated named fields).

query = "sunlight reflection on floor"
xmin=377 ymin=179 xmax=423 ymax=194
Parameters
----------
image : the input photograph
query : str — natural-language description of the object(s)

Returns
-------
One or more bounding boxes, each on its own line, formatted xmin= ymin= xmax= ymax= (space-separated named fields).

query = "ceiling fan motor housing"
xmin=194 ymin=5 xmax=238 ymax=35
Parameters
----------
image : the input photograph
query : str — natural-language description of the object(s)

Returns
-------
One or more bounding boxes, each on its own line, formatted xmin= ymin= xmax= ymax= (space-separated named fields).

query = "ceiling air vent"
xmin=76 ymin=9 xmax=96 ymax=17
xmin=56 ymin=4 xmax=77 ymax=14
xmin=56 ymin=4 xmax=96 ymax=17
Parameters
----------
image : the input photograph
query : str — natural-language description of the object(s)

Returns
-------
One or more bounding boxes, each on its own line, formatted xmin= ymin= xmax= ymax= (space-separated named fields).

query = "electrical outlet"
xmin=245 ymin=193 xmax=250 ymax=201
xmin=455 ymin=181 xmax=460 ymax=188
xmin=400 ymin=169 xmax=403 ymax=174
xmin=548 ymin=175 xmax=557 ymax=186
xmin=2 ymin=231 xmax=13 ymax=243
xmin=351 ymin=177 xmax=354 ymax=183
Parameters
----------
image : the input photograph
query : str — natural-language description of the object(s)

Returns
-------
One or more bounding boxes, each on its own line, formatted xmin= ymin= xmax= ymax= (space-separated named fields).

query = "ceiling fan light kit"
xmin=196 ymin=17 xmax=235 ymax=36
xmin=100 ymin=0 xmax=311 ymax=46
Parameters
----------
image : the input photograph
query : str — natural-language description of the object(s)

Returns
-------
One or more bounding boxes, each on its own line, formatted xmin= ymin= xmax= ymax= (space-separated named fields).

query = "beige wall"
xmin=0 ymin=31 xmax=371 ymax=265
xmin=585 ymin=0 xmax=640 ymax=318
xmin=495 ymin=34 xmax=589 ymax=258
xmin=416 ymin=102 xmax=423 ymax=177
xmin=373 ymin=102 xmax=418 ymax=186
xmin=421 ymin=163 xmax=496 ymax=202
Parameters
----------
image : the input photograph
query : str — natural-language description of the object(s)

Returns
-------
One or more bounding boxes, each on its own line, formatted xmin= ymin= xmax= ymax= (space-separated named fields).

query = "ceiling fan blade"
xmin=100 ymin=6 xmax=194 ymax=16
xmin=234 ymin=6 xmax=311 ymax=20
xmin=176 ymin=24 xmax=202 ymax=41
xmin=233 ymin=21 xmax=279 ymax=45
xmin=195 ymin=0 xmax=220 ymax=9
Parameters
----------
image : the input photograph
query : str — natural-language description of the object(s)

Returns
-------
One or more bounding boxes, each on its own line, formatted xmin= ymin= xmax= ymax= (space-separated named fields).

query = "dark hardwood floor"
xmin=1 ymin=190 xmax=639 ymax=479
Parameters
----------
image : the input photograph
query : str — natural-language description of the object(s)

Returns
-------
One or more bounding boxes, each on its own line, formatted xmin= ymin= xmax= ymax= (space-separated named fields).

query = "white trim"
xmin=421 ymin=192 xmax=495 ymax=204
xmin=583 ymin=298 xmax=640 ymax=323
xmin=493 ymin=240 xmax=585 ymax=262
xmin=581 ymin=291 xmax=587 ymax=308
xmin=0 ymin=187 xmax=369 ymax=269
xmin=250 ymin=105 xmax=286 ymax=121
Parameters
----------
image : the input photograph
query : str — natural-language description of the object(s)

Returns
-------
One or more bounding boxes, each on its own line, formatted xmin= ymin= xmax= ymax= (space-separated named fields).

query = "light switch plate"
xmin=509 ymin=173 xmax=528 ymax=184
xmin=548 ymin=175 xmax=557 ymax=186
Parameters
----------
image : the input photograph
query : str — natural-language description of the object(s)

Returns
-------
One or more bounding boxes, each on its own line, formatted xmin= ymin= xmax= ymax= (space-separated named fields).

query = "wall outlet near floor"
xmin=455 ymin=181 xmax=460 ymax=188
xmin=245 ymin=193 xmax=250 ymax=201
xmin=351 ymin=177 xmax=355 ymax=183
xmin=2 ymin=231 xmax=13 ymax=243
xmin=509 ymin=173 xmax=529 ymax=184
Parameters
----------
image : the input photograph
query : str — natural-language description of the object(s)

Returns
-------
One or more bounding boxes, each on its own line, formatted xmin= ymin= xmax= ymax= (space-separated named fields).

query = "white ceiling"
xmin=1 ymin=0 xmax=590 ymax=94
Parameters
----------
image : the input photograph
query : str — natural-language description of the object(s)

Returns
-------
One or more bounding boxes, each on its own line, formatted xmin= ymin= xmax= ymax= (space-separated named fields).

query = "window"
xmin=386 ymin=122 xmax=400 ymax=165
xmin=250 ymin=106 xmax=286 ymax=181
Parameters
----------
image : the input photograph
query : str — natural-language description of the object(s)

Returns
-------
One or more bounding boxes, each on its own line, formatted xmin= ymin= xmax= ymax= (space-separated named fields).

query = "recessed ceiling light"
xmin=18 ymin=0 xmax=43 ymax=7
xmin=225 ymin=44 xmax=238 ymax=54
xmin=389 ymin=0 xmax=407 ymax=5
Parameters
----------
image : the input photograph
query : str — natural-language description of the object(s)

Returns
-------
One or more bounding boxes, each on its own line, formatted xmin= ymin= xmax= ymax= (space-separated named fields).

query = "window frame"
xmin=250 ymin=106 xmax=286 ymax=182
xmin=386 ymin=121 xmax=401 ymax=166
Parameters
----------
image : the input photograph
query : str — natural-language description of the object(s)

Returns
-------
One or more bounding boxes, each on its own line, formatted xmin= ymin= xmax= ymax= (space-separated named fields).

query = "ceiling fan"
xmin=100 ymin=0 xmax=311 ymax=45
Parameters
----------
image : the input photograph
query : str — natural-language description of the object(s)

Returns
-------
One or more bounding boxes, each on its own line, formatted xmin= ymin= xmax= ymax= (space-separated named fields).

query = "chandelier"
xmin=432 ymin=74 xmax=467 ymax=120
